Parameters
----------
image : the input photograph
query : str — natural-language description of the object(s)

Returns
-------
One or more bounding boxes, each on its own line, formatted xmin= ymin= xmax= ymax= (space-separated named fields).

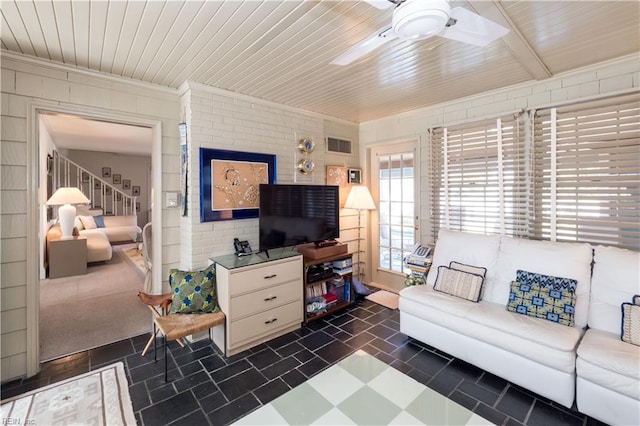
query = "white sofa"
xmin=47 ymin=215 xmax=141 ymax=263
xmin=576 ymin=245 xmax=640 ymax=425
xmin=399 ymin=229 xmax=639 ymax=419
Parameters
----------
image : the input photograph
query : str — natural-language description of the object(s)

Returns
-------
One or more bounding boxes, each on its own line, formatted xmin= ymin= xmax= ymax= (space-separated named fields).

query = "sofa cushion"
xmin=400 ymin=285 xmax=581 ymax=373
xmin=169 ymin=265 xmax=219 ymax=314
xmin=492 ymin=236 xmax=592 ymax=328
xmin=433 ymin=266 xmax=484 ymax=302
xmin=589 ymin=245 xmax=640 ymax=335
xmin=78 ymin=229 xmax=112 ymax=262
xmin=426 ymin=230 xmax=501 ymax=288
xmin=577 ymin=328 xmax=640 ymax=400
xmin=507 ymin=281 xmax=576 ymax=327
xmin=621 ymin=303 xmax=640 ymax=346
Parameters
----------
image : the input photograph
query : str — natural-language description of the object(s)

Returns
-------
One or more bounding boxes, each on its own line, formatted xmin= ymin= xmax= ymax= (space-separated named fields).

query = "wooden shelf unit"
xmin=303 ymin=252 xmax=354 ymax=323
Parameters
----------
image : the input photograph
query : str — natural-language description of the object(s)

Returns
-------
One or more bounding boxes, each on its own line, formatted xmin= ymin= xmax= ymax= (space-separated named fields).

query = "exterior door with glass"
xmin=370 ymin=141 xmax=419 ymax=292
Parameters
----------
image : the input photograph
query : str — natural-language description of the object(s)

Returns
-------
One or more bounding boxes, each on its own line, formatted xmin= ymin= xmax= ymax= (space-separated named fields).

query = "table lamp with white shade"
xmin=344 ymin=185 xmax=377 ymax=281
xmin=46 ymin=187 xmax=90 ymax=240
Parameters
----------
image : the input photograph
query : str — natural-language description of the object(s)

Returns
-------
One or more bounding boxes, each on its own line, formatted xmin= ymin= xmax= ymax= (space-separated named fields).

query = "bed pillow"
xmin=621 ymin=303 xmax=640 ymax=346
xmin=516 ymin=269 xmax=577 ymax=293
xmin=78 ymin=215 xmax=97 ymax=230
xmin=507 ymin=281 xmax=576 ymax=327
xmin=169 ymin=264 xmax=219 ymax=314
xmin=433 ymin=266 xmax=484 ymax=302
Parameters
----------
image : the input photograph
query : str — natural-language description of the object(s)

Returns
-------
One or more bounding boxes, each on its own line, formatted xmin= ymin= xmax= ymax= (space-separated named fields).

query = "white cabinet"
xmin=211 ymin=252 xmax=303 ymax=357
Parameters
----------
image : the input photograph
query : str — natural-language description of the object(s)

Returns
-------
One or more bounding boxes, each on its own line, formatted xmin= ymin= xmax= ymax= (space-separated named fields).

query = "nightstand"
xmin=48 ymin=236 xmax=88 ymax=279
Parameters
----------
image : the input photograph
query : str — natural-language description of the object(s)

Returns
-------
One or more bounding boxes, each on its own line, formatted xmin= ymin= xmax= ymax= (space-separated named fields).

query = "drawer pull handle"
xmin=264 ymin=318 xmax=278 ymax=325
xmin=264 ymin=274 xmax=277 ymax=279
xmin=264 ymin=296 xmax=277 ymax=301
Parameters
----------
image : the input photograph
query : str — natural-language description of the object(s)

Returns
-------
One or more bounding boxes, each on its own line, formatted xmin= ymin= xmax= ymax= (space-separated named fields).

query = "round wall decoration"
xmin=297 ymin=158 xmax=315 ymax=175
xmin=298 ymin=138 xmax=316 ymax=154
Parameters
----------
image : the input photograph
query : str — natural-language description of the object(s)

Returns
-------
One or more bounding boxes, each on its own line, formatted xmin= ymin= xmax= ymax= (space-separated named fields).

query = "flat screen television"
xmin=259 ymin=184 xmax=339 ymax=252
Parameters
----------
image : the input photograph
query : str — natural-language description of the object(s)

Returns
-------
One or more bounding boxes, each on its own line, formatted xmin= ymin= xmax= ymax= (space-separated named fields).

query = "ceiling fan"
xmin=332 ymin=0 xmax=509 ymax=66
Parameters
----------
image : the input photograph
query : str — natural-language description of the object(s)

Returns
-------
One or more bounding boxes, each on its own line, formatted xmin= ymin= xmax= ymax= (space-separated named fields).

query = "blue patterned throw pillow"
xmin=169 ymin=264 xmax=219 ymax=314
xmin=507 ymin=281 xmax=576 ymax=327
xmin=516 ymin=270 xmax=577 ymax=293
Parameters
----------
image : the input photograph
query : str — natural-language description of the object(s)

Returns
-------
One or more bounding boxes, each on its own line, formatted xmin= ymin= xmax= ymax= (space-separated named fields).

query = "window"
xmin=429 ymin=92 xmax=639 ymax=251
xmin=532 ymin=93 xmax=640 ymax=250
xmin=429 ymin=114 xmax=527 ymax=240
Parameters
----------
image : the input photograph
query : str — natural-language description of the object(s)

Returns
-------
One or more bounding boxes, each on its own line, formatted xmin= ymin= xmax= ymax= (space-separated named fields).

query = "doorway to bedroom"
xmin=38 ymin=112 xmax=154 ymax=362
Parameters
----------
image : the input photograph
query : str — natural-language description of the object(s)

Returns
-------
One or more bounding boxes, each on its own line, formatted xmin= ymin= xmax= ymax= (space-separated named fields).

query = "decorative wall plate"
xmin=298 ymin=138 xmax=316 ymax=154
xmin=298 ymin=158 xmax=315 ymax=174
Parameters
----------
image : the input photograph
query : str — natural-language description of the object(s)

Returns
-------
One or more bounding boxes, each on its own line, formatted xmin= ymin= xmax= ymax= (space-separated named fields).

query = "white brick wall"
xmin=180 ymin=83 xmax=359 ymax=270
xmin=0 ymin=54 xmax=180 ymax=382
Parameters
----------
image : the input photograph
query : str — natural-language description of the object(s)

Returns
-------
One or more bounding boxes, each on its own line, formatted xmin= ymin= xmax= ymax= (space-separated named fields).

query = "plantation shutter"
xmin=429 ymin=114 xmax=526 ymax=240
xmin=532 ymin=93 xmax=640 ymax=250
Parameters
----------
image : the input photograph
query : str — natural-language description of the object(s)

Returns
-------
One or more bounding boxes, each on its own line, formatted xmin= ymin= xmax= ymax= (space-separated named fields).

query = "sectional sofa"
xmin=399 ymin=230 xmax=639 ymax=425
xmin=46 ymin=214 xmax=141 ymax=263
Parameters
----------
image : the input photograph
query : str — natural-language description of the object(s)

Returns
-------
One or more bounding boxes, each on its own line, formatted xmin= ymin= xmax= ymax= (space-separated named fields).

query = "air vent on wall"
xmin=327 ymin=137 xmax=352 ymax=154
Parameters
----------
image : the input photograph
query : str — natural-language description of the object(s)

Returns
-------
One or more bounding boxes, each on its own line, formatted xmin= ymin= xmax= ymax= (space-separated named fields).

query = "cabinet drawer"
xmin=230 ymin=301 xmax=302 ymax=346
xmin=229 ymin=257 xmax=302 ymax=295
xmin=231 ymin=280 xmax=301 ymax=319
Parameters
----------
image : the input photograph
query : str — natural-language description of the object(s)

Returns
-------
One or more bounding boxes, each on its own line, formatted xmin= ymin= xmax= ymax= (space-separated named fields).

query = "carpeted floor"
xmin=121 ymin=246 xmax=146 ymax=275
xmin=39 ymin=244 xmax=151 ymax=362
xmin=0 ymin=362 xmax=136 ymax=425
xmin=236 ymin=350 xmax=492 ymax=425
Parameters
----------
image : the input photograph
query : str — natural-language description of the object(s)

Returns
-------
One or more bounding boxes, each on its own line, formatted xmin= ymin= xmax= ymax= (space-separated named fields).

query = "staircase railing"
xmin=52 ymin=151 xmax=137 ymax=216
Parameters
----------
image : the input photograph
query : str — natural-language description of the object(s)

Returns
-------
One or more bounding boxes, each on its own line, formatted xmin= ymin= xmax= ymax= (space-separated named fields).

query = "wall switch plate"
xmin=165 ymin=192 xmax=178 ymax=208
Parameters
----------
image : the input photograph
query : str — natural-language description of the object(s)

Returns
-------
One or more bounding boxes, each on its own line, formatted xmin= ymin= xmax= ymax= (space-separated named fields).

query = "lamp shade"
xmin=46 ymin=187 xmax=90 ymax=206
xmin=46 ymin=187 xmax=90 ymax=240
xmin=345 ymin=185 xmax=376 ymax=211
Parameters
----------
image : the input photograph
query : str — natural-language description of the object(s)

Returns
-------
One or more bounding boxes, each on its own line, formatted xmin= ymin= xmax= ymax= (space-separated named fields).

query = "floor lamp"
xmin=345 ymin=185 xmax=376 ymax=281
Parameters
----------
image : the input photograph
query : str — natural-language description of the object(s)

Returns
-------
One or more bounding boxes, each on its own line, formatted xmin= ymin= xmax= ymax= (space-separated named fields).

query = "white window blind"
xmin=532 ymin=93 xmax=640 ymax=250
xmin=429 ymin=114 xmax=527 ymax=240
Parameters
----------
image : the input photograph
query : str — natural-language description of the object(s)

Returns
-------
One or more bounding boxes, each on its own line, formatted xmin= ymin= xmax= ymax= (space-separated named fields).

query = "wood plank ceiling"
xmin=2 ymin=0 xmax=639 ymax=123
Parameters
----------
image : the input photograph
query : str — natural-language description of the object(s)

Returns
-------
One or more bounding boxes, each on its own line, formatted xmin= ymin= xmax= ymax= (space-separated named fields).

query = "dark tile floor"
xmin=1 ymin=298 xmax=605 ymax=426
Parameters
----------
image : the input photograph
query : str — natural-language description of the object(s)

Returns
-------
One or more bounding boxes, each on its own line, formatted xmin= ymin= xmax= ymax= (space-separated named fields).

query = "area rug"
xmin=0 ymin=362 xmax=136 ymax=426
xmin=366 ymin=289 xmax=400 ymax=310
xmin=235 ymin=350 xmax=493 ymax=425
xmin=121 ymin=246 xmax=146 ymax=275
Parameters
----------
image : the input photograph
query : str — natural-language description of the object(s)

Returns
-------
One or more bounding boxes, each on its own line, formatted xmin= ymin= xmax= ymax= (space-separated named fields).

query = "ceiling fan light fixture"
xmin=392 ymin=0 xmax=451 ymax=40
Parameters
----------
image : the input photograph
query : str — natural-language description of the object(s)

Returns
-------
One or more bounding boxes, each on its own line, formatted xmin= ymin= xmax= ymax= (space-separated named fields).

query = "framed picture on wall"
xmin=199 ymin=148 xmax=276 ymax=222
xmin=132 ymin=186 xmax=141 ymax=196
xmin=105 ymin=187 xmax=112 ymax=196
xmin=102 ymin=167 xmax=111 ymax=178
xmin=136 ymin=202 xmax=140 ymax=212
xmin=113 ymin=174 xmax=121 ymax=185
xmin=122 ymin=180 xmax=131 ymax=190
xmin=348 ymin=168 xmax=362 ymax=184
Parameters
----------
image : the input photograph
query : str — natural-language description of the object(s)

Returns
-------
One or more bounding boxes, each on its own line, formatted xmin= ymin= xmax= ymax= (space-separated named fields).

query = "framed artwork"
xmin=94 ymin=180 xmax=101 ymax=189
xmin=132 ymin=186 xmax=141 ymax=196
xmin=136 ymin=202 xmax=140 ymax=213
xmin=102 ymin=167 xmax=111 ymax=178
xmin=348 ymin=168 xmax=362 ymax=184
xmin=113 ymin=174 xmax=121 ymax=185
xmin=116 ymin=192 xmax=122 ymax=201
xmin=199 ymin=148 xmax=276 ymax=222
xmin=326 ymin=166 xmax=347 ymax=186
xmin=82 ymin=172 xmax=90 ymax=183
xmin=122 ymin=179 xmax=131 ymax=190
xmin=105 ymin=187 xmax=112 ymax=196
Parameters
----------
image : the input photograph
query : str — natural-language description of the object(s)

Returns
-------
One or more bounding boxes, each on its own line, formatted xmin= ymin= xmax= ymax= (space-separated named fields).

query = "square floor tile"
xmin=337 ymin=385 xmax=402 ymax=425
xmin=271 ymin=382 xmax=333 ymax=425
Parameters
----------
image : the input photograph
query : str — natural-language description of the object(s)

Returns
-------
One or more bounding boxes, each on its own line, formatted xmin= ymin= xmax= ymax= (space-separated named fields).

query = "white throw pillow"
xmin=433 ymin=266 xmax=484 ymax=302
xmin=621 ymin=303 xmax=640 ymax=346
xmin=79 ymin=215 xmax=97 ymax=230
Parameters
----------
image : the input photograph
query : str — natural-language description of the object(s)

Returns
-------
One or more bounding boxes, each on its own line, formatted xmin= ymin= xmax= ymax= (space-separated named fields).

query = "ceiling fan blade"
xmin=331 ymin=26 xmax=398 ymax=66
xmin=364 ymin=0 xmax=394 ymax=10
xmin=439 ymin=7 xmax=509 ymax=47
